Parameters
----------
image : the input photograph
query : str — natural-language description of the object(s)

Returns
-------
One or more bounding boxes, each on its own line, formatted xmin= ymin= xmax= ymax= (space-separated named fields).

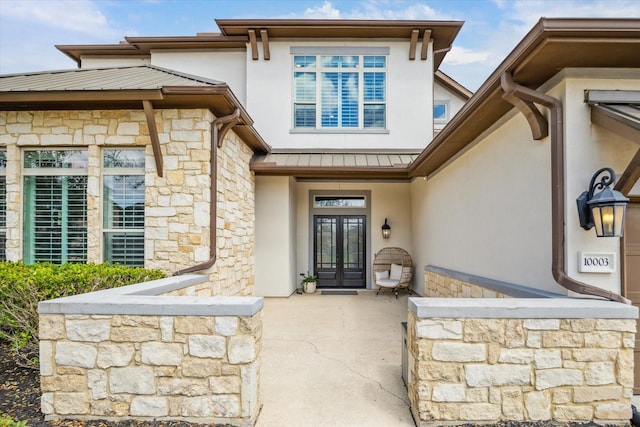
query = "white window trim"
xmin=434 ymin=100 xmax=450 ymax=123
xmin=292 ymin=53 xmax=387 ymax=131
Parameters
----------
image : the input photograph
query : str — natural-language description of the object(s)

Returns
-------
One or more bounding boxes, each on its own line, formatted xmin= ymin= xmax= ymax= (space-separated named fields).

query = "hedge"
xmin=0 ymin=261 xmax=165 ymax=365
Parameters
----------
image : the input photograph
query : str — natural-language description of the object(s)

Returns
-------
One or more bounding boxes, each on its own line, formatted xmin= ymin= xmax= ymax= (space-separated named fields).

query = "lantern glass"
xmin=591 ymin=203 xmax=626 ymax=237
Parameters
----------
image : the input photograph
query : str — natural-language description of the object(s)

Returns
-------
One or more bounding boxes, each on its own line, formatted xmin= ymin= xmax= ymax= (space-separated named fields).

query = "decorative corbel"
xmin=142 ymin=100 xmax=163 ymax=177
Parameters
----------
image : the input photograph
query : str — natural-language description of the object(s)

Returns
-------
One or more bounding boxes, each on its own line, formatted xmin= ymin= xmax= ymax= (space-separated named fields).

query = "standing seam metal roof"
xmin=0 ymin=65 xmax=225 ymax=92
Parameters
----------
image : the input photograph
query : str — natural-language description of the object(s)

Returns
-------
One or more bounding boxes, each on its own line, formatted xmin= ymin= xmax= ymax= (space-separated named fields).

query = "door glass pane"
xmin=343 ymin=217 xmax=364 ymax=269
xmin=316 ymin=217 xmax=336 ymax=268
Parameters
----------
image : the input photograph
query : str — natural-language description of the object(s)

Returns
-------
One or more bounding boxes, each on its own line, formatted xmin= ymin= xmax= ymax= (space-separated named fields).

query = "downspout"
xmin=500 ymin=72 xmax=629 ymax=304
xmin=174 ymin=108 xmax=241 ymax=276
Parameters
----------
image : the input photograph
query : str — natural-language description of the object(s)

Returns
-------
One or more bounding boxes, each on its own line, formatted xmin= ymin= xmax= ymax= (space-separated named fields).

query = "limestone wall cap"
xmin=409 ymin=297 xmax=638 ymax=319
xmin=38 ymin=274 xmax=263 ymax=316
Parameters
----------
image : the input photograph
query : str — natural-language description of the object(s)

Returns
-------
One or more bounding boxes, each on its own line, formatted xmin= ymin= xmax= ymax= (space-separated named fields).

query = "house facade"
xmin=1 ymin=16 xmax=639 ymax=390
xmin=0 ymin=19 xmax=469 ymax=297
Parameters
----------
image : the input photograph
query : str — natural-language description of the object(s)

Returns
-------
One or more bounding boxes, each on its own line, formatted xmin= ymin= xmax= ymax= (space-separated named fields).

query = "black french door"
xmin=314 ymin=215 xmax=366 ymax=288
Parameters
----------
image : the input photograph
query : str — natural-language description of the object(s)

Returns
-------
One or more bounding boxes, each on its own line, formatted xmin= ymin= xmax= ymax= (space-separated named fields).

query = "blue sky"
xmin=1 ymin=0 xmax=639 ymax=91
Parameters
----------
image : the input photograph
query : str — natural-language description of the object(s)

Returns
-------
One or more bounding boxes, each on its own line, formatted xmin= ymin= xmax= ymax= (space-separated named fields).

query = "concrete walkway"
xmin=256 ymin=290 xmax=414 ymax=427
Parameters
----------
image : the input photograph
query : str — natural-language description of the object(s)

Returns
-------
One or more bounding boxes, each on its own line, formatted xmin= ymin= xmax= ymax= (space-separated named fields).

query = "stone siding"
xmin=425 ymin=269 xmax=511 ymax=298
xmin=407 ymin=299 xmax=637 ymax=426
xmin=38 ymin=277 xmax=262 ymax=426
xmin=0 ymin=109 xmax=255 ymax=296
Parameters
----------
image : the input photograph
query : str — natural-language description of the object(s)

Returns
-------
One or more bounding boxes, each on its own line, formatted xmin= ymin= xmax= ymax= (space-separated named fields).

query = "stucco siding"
xmin=410 ymin=107 xmax=558 ymax=293
xmin=246 ymin=40 xmax=434 ymax=150
xmin=560 ymin=72 xmax=639 ymax=295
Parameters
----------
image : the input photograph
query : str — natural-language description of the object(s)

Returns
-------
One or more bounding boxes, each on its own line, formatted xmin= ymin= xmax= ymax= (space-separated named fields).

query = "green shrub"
xmin=0 ymin=415 xmax=28 ymax=427
xmin=0 ymin=261 xmax=165 ymax=365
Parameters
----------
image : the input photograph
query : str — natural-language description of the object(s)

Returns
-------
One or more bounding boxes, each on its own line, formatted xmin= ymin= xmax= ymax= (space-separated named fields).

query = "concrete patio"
xmin=257 ymin=290 xmax=414 ymax=427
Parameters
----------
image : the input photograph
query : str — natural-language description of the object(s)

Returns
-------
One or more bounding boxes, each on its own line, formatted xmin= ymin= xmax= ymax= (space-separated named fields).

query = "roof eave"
xmin=0 ymin=86 xmax=271 ymax=154
xmin=409 ymin=18 xmax=640 ymax=179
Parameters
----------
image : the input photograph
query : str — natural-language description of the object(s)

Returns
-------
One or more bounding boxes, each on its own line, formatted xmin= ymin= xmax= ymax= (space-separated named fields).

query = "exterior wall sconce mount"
xmin=576 ymin=167 xmax=628 ymax=237
xmin=382 ymin=218 xmax=391 ymax=239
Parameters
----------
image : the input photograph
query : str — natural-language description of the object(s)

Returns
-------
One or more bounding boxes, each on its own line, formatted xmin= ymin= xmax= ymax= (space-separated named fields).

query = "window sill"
xmin=290 ymin=128 xmax=390 ymax=135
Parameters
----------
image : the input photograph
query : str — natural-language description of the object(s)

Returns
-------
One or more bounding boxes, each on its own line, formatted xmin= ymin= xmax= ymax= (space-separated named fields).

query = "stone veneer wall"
xmin=0 ymin=109 xmax=255 ymax=296
xmin=424 ymin=266 xmax=565 ymax=299
xmin=425 ymin=269 xmax=511 ymax=298
xmin=38 ymin=275 xmax=262 ymax=426
xmin=407 ymin=298 xmax=637 ymax=426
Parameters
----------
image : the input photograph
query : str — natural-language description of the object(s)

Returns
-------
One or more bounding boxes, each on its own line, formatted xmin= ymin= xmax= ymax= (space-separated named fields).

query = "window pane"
xmin=364 ymin=72 xmax=385 ymax=102
xmin=104 ymin=149 xmax=145 ymax=168
xmin=434 ymin=103 xmax=448 ymax=121
xmin=105 ymin=232 xmax=144 ymax=267
xmin=294 ymin=55 xmax=316 ymax=68
xmin=0 ymin=151 xmax=6 ymax=168
xmin=103 ymin=176 xmax=145 ymax=229
xmin=341 ymin=72 xmax=359 ymax=127
xmin=364 ymin=56 xmax=386 ymax=68
xmin=294 ymin=72 xmax=316 ymax=102
xmin=24 ymin=150 xmax=88 ymax=169
xmin=364 ymin=105 xmax=386 ymax=128
xmin=294 ymin=104 xmax=316 ymax=127
xmin=320 ymin=56 xmax=359 ymax=68
xmin=23 ymin=175 xmax=87 ymax=264
xmin=0 ymin=176 xmax=5 ymax=228
xmin=314 ymin=196 xmax=366 ymax=208
xmin=321 ymin=72 xmax=339 ymax=127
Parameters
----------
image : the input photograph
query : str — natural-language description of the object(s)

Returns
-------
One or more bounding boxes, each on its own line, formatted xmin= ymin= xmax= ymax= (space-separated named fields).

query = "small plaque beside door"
xmin=578 ymin=252 xmax=615 ymax=273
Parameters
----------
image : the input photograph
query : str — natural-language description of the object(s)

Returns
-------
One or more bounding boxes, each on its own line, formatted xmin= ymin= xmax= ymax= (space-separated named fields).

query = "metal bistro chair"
xmin=372 ymin=247 xmax=414 ymax=298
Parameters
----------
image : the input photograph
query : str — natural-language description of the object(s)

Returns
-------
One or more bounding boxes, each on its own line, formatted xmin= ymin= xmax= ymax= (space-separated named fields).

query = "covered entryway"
xmin=624 ymin=199 xmax=640 ymax=394
xmin=314 ymin=215 xmax=366 ymax=288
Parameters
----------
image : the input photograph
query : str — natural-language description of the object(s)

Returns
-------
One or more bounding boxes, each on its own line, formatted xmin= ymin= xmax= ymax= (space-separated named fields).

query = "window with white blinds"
xmin=293 ymin=54 xmax=386 ymax=129
xmin=103 ymin=149 xmax=145 ymax=267
xmin=23 ymin=150 xmax=88 ymax=264
xmin=0 ymin=150 xmax=6 ymax=260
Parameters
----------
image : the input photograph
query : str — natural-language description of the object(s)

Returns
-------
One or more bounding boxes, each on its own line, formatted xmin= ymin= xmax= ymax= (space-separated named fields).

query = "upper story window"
xmin=434 ymin=101 xmax=449 ymax=123
xmin=293 ymin=54 xmax=386 ymax=130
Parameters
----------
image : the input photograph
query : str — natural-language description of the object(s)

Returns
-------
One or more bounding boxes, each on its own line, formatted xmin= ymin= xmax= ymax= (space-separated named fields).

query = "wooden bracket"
xmin=142 ymin=100 xmax=163 ymax=177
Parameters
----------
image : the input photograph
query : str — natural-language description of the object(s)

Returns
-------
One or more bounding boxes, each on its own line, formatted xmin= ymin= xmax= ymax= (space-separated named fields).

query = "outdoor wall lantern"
xmin=576 ymin=167 xmax=628 ymax=237
xmin=382 ymin=218 xmax=391 ymax=239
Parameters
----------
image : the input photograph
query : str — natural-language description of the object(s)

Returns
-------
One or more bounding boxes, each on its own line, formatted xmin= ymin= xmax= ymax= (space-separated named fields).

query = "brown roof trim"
xmin=57 ymin=19 xmax=462 ymax=69
xmin=250 ymin=163 xmax=411 ymax=181
xmin=56 ymin=35 xmax=248 ymax=66
xmin=216 ymin=19 xmax=462 ymax=68
xmin=409 ymin=18 xmax=640 ymax=179
xmin=434 ymin=70 xmax=472 ymax=100
xmin=0 ymin=85 xmax=270 ymax=153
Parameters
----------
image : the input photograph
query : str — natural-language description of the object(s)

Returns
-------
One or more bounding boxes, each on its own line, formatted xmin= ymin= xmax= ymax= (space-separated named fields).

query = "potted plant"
xmin=299 ymin=272 xmax=318 ymax=294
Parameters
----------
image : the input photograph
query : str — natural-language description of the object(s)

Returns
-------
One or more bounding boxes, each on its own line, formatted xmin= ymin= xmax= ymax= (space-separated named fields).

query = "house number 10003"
xmin=583 ymin=257 xmax=609 ymax=267
xmin=578 ymin=252 xmax=615 ymax=273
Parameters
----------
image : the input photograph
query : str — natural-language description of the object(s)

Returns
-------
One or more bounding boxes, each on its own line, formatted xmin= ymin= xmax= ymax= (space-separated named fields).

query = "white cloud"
xmin=509 ymin=0 xmax=640 ymax=29
xmin=298 ymin=0 xmax=449 ymax=20
xmin=0 ymin=0 xmax=121 ymax=39
xmin=442 ymin=46 xmax=490 ymax=66
xmin=303 ymin=1 xmax=341 ymax=18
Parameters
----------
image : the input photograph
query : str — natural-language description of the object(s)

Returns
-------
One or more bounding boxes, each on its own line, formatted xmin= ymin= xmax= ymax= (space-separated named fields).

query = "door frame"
xmin=308 ymin=190 xmax=372 ymax=289
xmin=621 ymin=196 xmax=640 ymax=394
